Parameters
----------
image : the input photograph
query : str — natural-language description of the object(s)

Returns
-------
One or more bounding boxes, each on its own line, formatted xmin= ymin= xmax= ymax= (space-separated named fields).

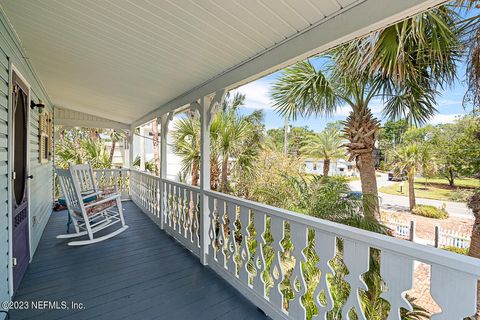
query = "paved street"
xmin=349 ymin=173 xmax=474 ymax=219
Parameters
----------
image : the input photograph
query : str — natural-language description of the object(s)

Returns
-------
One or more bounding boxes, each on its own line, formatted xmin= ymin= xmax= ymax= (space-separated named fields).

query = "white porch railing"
xmin=124 ymin=169 xmax=480 ymax=320
xmin=129 ymin=169 xmax=161 ymax=225
xmin=162 ymin=179 xmax=201 ymax=256
xmin=93 ymin=168 xmax=130 ymax=200
xmin=129 ymin=170 xmax=202 ymax=256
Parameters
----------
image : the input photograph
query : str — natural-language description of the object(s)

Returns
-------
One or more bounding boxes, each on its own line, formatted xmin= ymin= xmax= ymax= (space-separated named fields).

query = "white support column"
xmin=125 ymin=131 xmax=134 ymax=169
xmin=159 ymin=113 xmax=172 ymax=230
xmin=139 ymin=126 xmax=146 ymax=171
xmin=199 ymin=90 xmax=225 ymax=265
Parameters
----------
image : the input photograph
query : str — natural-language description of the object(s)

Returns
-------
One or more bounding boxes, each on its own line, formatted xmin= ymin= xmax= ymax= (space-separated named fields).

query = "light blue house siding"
xmin=0 ymin=9 xmax=53 ymax=305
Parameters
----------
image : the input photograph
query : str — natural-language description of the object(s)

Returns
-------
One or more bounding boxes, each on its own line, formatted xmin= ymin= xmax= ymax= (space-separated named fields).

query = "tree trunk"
xmin=221 ymin=156 xmax=228 ymax=193
xmin=343 ymin=107 xmax=381 ymax=221
xmin=323 ymin=158 xmax=330 ymax=176
xmin=210 ymin=158 xmax=220 ymax=191
xmin=109 ymin=140 xmax=116 ymax=166
xmin=448 ymin=168 xmax=455 ymax=187
xmin=191 ymin=161 xmax=199 ymax=186
xmin=357 ymin=151 xmax=380 ymax=220
xmin=152 ymin=119 xmax=160 ymax=175
xmin=407 ymin=169 xmax=416 ymax=210
xmin=468 ymin=193 xmax=480 ymax=319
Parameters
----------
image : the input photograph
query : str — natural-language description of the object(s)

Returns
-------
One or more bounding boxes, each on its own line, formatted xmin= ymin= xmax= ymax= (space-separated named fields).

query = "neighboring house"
xmin=105 ymin=140 xmax=125 ymax=168
xmin=133 ymin=123 xmax=182 ymax=181
xmin=304 ymin=158 xmax=358 ymax=176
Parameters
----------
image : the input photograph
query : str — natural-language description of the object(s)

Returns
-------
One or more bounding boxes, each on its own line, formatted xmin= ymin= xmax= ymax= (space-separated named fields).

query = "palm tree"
xmin=55 ymin=128 xmax=112 ymax=169
xmin=390 ymin=143 xmax=432 ymax=210
xmin=107 ymin=129 xmax=125 ymax=166
xmin=300 ymin=128 xmax=345 ymax=176
xmin=213 ymin=93 xmax=263 ymax=192
xmin=171 ymin=94 xmax=263 ymax=192
xmin=171 ymin=116 xmax=201 ymax=186
xmin=271 ymin=7 xmax=459 ymax=220
xmin=456 ymin=0 xmax=480 ymax=110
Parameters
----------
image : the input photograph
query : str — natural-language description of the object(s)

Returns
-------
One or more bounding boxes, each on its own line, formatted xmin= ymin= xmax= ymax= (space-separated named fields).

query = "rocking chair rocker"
xmin=55 ymin=165 xmax=128 ymax=246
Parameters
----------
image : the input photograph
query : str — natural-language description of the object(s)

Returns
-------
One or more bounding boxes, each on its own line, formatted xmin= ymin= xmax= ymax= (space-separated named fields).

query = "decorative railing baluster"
xmin=313 ymin=232 xmax=336 ymax=320
xmin=227 ymin=202 xmax=238 ymax=277
xmin=217 ymin=199 xmax=227 ymax=269
xmin=380 ymin=251 xmax=413 ymax=320
xmin=238 ymin=206 xmax=251 ymax=285
xmin=269 ymin=216 xmax=285 ymax=311
xmin=289 ymin=222 xmax=307 ymax=319
xmin=342 ymin=240 xmax=369 ymax=320
xmin=252 ymin=211 xmax=266 ymax=298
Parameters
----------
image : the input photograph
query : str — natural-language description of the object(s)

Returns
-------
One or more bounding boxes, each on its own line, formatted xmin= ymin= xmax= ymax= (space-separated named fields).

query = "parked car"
xmin=388 ymin=171 xmax=407 ymax=181
xmin=343 ymin=191 xmax=363 ymax=200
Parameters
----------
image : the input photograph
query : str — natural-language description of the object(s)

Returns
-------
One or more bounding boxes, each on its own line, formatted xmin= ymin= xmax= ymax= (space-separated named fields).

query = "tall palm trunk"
xmin=210 ymin=158 xmax=220 ymax=191
xmin=468 ymin=193 xmax=480 ymax=319
xmin=323 ymin=158 xmax=330 ymax=176
xmin=221 ymin=155 xmax=229 ymax=192
xmin=191 ymin=161 xmax=199 ymax=186
xmin=344 ymin=107 xmax=381 ymax=220
xmin=407 ymin=168 xmax=416 ymax=210
xmin=152 ymin=119 xmax=160 ymax=175
xmin=109 ymin=140 xmax=116 ymax=165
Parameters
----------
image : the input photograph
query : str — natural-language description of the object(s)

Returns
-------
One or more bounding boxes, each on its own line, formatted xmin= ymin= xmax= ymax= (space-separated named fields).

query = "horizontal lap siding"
xmin=28 ymin=100 xmax=53 ymax=250
xmin=0 ymin=8 xmax=53 ymax=310
xmin=0 ymin=46 xmax=8 ymax=310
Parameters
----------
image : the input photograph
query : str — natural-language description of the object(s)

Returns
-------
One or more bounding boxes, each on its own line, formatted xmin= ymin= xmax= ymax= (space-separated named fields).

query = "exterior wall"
xmin=0 ymin=9 xmax=53 ymax=304
xmin=132 ymin=122 xmax=182 ymax=181
xmin=304 ymin=159 xmax=358 ymax=177
xmin=0 ymin=31 xmax=8 ymax=308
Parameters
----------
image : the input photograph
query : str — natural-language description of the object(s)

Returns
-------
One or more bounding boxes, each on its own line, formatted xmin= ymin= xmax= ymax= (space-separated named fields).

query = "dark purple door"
xmin=12 ymin=71 xmax=29 ymax=292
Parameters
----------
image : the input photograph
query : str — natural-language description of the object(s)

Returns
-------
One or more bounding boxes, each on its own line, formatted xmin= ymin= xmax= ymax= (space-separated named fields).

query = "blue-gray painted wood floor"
xmin=10 ymin=202 xmax=269 ymax=320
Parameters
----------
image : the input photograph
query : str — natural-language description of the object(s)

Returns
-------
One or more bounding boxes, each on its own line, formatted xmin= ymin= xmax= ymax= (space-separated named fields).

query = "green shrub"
xmin=443 ymin=246 xmax=469 ymax=255
xmin=448 ymin=189 xmax=475 ymax=202
xmin=412 ymin=204 xmax=449 ymax=219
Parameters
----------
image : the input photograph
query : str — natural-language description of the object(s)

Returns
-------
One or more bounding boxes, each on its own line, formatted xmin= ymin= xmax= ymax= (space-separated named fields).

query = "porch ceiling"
xmin=0 ymin=0 xmax=446 ymax=126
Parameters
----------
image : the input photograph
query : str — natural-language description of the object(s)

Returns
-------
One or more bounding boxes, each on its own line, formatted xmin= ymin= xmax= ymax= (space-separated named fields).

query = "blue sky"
xmin=232 ymin=10 xmax=476 ymax=132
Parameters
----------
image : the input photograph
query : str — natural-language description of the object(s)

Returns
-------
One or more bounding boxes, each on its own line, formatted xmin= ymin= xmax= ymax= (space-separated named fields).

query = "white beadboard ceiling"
xmin=0 ymin=0 xmax=446 ymax=126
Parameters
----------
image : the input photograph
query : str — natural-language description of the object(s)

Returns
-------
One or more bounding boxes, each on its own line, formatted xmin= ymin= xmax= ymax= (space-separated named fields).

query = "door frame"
xmin=7 ymin=63 xmax=31 ymax=297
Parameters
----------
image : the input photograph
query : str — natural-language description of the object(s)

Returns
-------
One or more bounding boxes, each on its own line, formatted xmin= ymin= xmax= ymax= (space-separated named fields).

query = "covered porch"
xmin=0 ymin=0 xmax=479 ymax=319
xmin=17 ymin=167 xmax=480 ymax=319
xmin=12 ymin=201 xmax=266 ymax=320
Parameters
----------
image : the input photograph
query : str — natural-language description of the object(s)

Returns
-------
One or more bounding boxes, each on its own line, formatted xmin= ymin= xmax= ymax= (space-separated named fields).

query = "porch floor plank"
xmin=10 ymin=202 xmax=269 ymax=320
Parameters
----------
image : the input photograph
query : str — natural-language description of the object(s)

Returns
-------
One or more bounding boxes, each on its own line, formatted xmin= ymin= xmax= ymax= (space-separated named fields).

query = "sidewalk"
xmin=348 ymin=173 xmax=473 ymax=219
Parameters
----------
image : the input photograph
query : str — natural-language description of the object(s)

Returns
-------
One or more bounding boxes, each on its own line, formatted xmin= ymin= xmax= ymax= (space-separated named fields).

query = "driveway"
xmin=348 ymin=173 xmax=474 ymax=219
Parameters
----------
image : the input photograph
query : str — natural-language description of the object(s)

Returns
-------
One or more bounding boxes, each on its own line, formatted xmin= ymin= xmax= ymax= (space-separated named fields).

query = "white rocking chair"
xmin=56 ymin=166 xmax=128 ymax=246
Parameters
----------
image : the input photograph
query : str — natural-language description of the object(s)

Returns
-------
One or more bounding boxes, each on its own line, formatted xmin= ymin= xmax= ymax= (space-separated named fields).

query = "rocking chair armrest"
xmin=82 ymin=191 xmax=102 ymax=199
xmin=84 ymin=193 xmax=120 ymax=208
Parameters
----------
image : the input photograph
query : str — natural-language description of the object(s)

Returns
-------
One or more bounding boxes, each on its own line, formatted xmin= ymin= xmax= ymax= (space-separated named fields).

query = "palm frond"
xmin=271 ymin=60 xmax=341 ymax=120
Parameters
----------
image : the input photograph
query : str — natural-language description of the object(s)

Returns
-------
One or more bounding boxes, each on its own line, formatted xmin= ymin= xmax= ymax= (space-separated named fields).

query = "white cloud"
xmin=232 ymin=80 xmax=274 ymax=110
xmin=437 ymin=98 xmax=462 ymax=107
xmin=428 ymin=114 xmax=462 ymax=125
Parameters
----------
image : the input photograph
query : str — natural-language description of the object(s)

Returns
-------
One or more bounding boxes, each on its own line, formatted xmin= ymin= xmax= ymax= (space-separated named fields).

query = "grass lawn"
xmin=415 ymin=177 xmax=479 ymax=188
xmin=379 ymin=178 xmax=479 ymax=202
